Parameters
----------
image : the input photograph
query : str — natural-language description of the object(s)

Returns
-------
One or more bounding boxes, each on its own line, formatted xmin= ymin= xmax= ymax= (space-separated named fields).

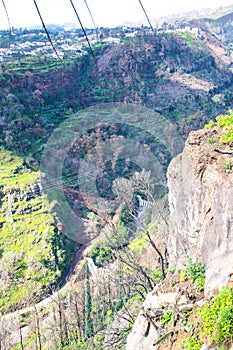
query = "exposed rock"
xmin=126 ymin=292 xmax=162 ymax=350
xmin=126 ymin=278 xmax=201 ymax=350
xmin=167 ymin=127 xmax=233 ymax=294
xmin=126 ymin=126 xmax=233 ymax=349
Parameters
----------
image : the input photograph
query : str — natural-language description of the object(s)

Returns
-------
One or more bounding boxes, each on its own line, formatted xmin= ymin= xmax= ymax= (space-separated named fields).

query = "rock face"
xmin=167 ymin=127 xmax=233 ymax=293
xmin=126 ymin=276 xmax=203 ymax=350
xmin=126 ymin=127 xmax=233 ymax=350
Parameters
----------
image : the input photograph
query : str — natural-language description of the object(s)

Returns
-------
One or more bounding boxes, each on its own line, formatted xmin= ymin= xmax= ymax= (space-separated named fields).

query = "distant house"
xmin=103 ymin=37 xmax=121 ymax=44
xmin=179 ymin=26 xmax=202 ymax=39
xmin=125 ymin=32 xmax=138 ymax=38
xmin=191 ymin=27 xmax=202 ymax=39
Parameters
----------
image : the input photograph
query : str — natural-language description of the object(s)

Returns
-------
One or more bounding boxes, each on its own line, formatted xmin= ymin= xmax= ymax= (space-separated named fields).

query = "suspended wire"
xmin=43 ymin=173 xmax=79 ymax=193
xmin=138 ymin=0 xmax=154 ymax=32
xmin=1 ymin=0 xmax=153 ymax=65
xmin=4 ymin=172 xmax=80 ymax=202
xmin=1 ymin=0 xmax=12 ymax=34
xmin=32 ymin=0 xmax=62 ymax=61
xmin=83 ymin=0 xmax=98 ymax=39
xmin=68 ymin=0 xmax=97 ymax=66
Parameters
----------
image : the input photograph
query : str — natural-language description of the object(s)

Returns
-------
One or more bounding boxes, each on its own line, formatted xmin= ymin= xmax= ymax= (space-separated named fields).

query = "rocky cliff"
xmin=126 ymin=124 xmax=233 ymax=350
xmin=167 ymin=126 xmax=233 ymax=294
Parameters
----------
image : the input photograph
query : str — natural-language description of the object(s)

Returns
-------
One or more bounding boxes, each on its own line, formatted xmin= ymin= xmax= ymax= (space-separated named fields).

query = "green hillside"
xmin=0 ymin=149 xmax=74 ymax=313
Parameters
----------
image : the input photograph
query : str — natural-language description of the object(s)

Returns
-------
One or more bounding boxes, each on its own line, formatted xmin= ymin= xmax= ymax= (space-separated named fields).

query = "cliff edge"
xmin=167 ymin=126 xmax=233 ymax=294
xmin=126 ymin=123 xmax=233 ymax=350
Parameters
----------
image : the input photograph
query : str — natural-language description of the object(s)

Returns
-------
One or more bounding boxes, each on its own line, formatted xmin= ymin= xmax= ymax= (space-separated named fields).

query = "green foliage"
xmin=222 ymin=158 xmax=232 ymax=171
xmin=204 ymin=119 xmax=216 ymax=129
xmin=89 ymin=333 xmax=105 ymax=350
xmin=198 ymin=287 xmax=233 ymax=346
xmin=207 ymin=138 xmax=217 ymax=144
xmin=0 ymin=149 xmax=74 ymax=312
xmin=153 ymin=269 xmax=163 ymax=281
xmin=221 ymin=130 xmax=233 ymax=143
xmin=177 ymin=32 xmax=201 ymax=48
xmin=179 ymin=269 xmax=187 ymax=282
xmin=216 ymin=113 xmax=233 ymax=128
xmin=182 ymin=287 xmax=233 ymax=349
xmin=62 ymin=342 xmax=87 ymax=350
xmin=195 ymin=277 xmax=205 ymax=292
xmin=170 ymin=279 xmax=177 ymax=287
xmin=183 ymin=258 xmax=205 ymax=284
xmin=181 ymin=335 xmax=202 ymax=350
xmin=107 ymin=309 xmax=114 ymax=325
xmin=128 ymin=233 xmax=147 ymax=254
xmin=119 ymin=207 xmax=134 ymax=225
xmin=205 ymin=112 xmax=233 ymax=143
xmin=84 ymin=266 xmax=94 ymax=339
xmin=88 ymin=243 xmax=113 ymax=267
xmin=217 ymin=113 xmax=233 ymax=143
xmin=161 ymin=310 xmax=173 ymax=328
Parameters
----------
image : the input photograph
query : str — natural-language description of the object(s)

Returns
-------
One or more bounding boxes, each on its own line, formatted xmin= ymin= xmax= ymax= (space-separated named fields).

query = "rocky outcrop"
xmin=126 ymin=275 xmax=204 ymax=350
xmin=167 ymin=127 xmax=233 ymax=294
xmin=126 ymin=126 xmax=233 ymax=350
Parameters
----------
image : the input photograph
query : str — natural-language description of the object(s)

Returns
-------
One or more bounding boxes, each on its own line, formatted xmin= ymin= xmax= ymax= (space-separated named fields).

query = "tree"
xmin=84 ymin=265 xmax=94 ymax=339
xmin=112 ymin=169 xmax=168 ymax=278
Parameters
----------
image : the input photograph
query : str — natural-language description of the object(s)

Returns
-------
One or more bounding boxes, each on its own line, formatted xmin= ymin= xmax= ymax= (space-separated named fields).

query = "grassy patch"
xmin=0 ymin=148 xmax=75 ymax=313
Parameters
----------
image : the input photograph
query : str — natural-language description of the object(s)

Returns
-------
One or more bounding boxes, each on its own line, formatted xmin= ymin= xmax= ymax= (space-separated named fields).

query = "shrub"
xmin=182 ymin=287 xmax=233 ymax=349
xmin=204 ymin=112 xmax=233 ymax=143
xmin=183 ymin=258 xmax=205 ymax=283
xmin=88 ymin=244 xmax=113 ymax=267
xmin=195 ymin=277 xmax=205 ymax=292
xmin=161 ymin=311 xmax=173 ymax=328
xmin=204 ymin=119 xmax=215 ymax=129
xmin=216 ymin=113 xmax=233 ymax=128
xmin=198 ymin=287 xmax=233 ymax=346
xmin=222 ymin=159 xmax=232 ymax=172
xmin=220 ymin=128 xmax=233 ymax=143
xmin=180 ymin=269 xmax=187 ymax=282
xmin=216 ymin=112 xmax=233 ymax=143
xmin=207 ymin=138 xmax=216 ymax=144
xmin=181 ymin=335 xmax=202 ymax=350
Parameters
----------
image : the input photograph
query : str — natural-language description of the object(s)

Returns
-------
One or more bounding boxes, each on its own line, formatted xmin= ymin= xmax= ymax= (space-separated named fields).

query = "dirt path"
xmin=0 ymin=203 xmax=123 ymax=348
xmin=0 ymin=243 xmax=90 ymax=350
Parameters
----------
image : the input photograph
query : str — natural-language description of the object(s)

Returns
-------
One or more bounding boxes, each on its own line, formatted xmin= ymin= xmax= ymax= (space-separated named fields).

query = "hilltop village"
xmin=0 ymin=20 xmax=207 ymax=62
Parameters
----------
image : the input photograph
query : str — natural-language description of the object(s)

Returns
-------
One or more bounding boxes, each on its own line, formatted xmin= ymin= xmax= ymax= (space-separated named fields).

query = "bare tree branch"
xmin=213 ymin=148 xmax=233 ymax=155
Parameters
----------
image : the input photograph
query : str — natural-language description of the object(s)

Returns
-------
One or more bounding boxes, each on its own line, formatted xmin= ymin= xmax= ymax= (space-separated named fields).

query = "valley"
xmin=0 ymin=6 xmax=233 ymax=349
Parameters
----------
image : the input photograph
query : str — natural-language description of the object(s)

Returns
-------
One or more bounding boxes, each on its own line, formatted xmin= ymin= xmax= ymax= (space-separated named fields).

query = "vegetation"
xmin=0 ymin=149 xmax=74 ymax=313
xmin=205 ymin=111 xmax=233 ymax=143
xmin=181 ymin=258 xmax=206 ymax=292
xmin=84 ymin=267 xmax=94 ymax=340
xmin=1 ymin=21 xmax=233 ymax=348
xmin=161 ymin=310 xmax=174 ymax=328
xmin=182 ymin=287 xmax=233 ymax=349
xmin=223 ymin=158 xmax=233 ymax=171
xmin=0 ymin=29 xmax=232 ymax=159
